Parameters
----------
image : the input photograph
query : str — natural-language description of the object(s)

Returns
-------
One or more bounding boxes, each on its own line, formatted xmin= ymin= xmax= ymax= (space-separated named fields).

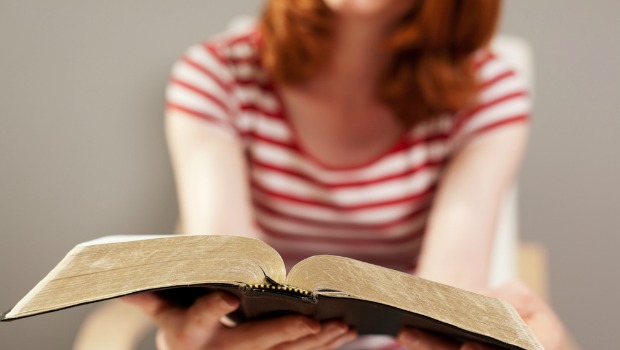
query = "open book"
xmin=1 ymin=235 xmax=542 ymax=349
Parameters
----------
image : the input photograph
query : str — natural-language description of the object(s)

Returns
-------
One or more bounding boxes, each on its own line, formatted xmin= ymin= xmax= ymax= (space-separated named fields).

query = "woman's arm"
xmin=166 ymin=109 xmax=257 ymax=237
xmin=416 ymin=122 xmax=529 ymax=291
xmin=138 ymin=110 xmax=358 ymax=350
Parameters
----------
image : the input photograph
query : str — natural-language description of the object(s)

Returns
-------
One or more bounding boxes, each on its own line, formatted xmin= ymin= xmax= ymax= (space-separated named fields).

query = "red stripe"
xmin=295 ymin=128 xmax=457 ymax=172
xmin=258 ymin=222 xmax=425 ymax=245
xmin=406 ymin=130 xmax=451 ymax=145
xmin=248 ymin=132 xmax=297 ymax=150
xmin=467 ymin=115 xmax=529 ymax=139
xmin=474 ymin=52 xmax=495 ymax=70
xmin=224 ymin=30 xmax=258 ymax=46
xmin=235 ymin=78 xmax=275 ymax=91
xmin=479 ymin=70 xmax=516 ymax=91
xmin=250 ymin=180 xmax=436 ymax=211
xmin=166 ymin=103 xmax=229 ymax=127
xmin=202 ymin=43 xmax=228 ymax=68
xmin=245 ymin=130 xmax=450 ymax=175
xmin=454 ymin=91 xmax=527 ymax=133
xmin=328 ymin=132 xmax=451 ymax=171
xmin=254 ymin=198 xmax=430 ymax=231
xmin=297 ymin=138 xmax=409 ymax=172
xmin=170 ymin=78 xmax=229 ymax=113
xmin=251 ymin=158 xmax=445 ymax=189
xmin=180 ymin=56 xmax=232 ymax=93
xmin=247 ymin=130 xmax=452 ymax=190
xmin=266 ymin=129 xmax=451 ymax=174
xmin=216 ymin=57 xmax=273 ymax=88
xmin=226 ymin=55 xmax=260 ymax=65
xmin=217 ymin=34 xmax=260 ymax=64
xmin=247 ymin=129 xmax=452 ymax=181
xmin=240 ymin=103 xmax=285 ymax=119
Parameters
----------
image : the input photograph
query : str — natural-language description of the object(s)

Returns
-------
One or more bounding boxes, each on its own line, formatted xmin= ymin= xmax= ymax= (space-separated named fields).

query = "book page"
xmin=5 ymin=235 xmax=285 ymax=320
xmin=77 ymin=235 xmax=171 ymax=246
xmin=288 ymin=255 xmax=542 ymax=350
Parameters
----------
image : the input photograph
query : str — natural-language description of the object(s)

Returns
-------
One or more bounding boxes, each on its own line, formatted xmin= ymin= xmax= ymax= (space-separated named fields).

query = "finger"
xmin=275 ymin=321 xmax=356 ymax=350
xmin=398 ymin=328 xmax=459 ymax=350
xmin=178 ymin=292 xmax=240 ymax=345
xmin=322 ymin=329 xmax=357 ymax=350
xmin=232 ymin=315 xmax=320 ymax=349
xmin=486 ymin=281 xmax=545 ymax=318
xmin=121 ymin=292 xmax=171 ymax=318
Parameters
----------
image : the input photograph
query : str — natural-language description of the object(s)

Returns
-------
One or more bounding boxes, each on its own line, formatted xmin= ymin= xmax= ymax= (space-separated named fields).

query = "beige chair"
xmin=487 ymin=34 xmax=533 ymax=288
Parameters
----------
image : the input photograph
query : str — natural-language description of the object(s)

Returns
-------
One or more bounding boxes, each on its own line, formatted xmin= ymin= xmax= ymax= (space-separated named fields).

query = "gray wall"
xmin=0 ymin=1 xmax=617 ymax=348
xmin=501 ymin=1 xmax=620 ymax=347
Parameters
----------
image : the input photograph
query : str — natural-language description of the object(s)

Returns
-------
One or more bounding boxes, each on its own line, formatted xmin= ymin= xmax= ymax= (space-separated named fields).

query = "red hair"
xmin=259 ymin=0 xmax=502 ymax=126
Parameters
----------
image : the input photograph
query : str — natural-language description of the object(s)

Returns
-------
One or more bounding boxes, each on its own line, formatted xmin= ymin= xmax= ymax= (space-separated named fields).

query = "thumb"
xmin=177 ymin=292 xmax=240 ymax=346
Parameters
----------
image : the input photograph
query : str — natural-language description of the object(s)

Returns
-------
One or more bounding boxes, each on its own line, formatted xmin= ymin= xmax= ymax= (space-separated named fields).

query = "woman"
xmin=135 ymin=0 xmax=530 ymax=348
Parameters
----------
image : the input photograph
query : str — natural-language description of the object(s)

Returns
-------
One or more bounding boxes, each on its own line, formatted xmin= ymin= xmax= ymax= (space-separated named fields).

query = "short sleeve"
xmin=452 ymin=52 xmax=531 ymax=146
xmin=165 ymin=42 xmax=239 ymax=135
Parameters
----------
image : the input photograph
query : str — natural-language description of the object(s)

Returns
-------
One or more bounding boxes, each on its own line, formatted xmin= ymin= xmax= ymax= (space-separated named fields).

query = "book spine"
xmin=244 ymin=284 xmax=317 ymax=302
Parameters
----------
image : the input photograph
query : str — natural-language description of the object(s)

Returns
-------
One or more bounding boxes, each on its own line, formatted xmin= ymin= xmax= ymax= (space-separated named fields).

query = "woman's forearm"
xmin=416 ymin=124 xmax=529 ymax=291
xmin=166 ymin=109 xmax=258 ymax=237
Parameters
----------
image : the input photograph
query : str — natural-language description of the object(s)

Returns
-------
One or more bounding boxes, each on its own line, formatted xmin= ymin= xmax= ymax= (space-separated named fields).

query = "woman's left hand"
xmin=397 ymin=281 xmax=567 ymax=350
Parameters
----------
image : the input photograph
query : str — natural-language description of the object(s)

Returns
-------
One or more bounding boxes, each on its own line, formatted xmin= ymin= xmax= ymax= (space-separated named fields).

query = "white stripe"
xmin=479 ymin=74 xmax=526 ymax=103
xmin=235 ymin=86 xmax=280 ymax=113
xmin=167 ymin=85 xmax=229 ymax=121
xmin=478 ymin=57 xmax=510 ymax=81
xmin=184 ymin=45 xmax=233 ymax=83
xmin=251 ymin=140 xmax=450 ymax=184
xmin=229 ymin=62 xmax=269 ymax=84
xmin=235 ymin=113 xmax=253 ymax=134
xmin=172 ymin=62 xmax=230 ymax=106
xmin=239 ymin=111 xmax=292 ymax=142
xmin=256 ymin=208 xmax=427 ymax=239
xmin=406 ymin=114 xmax=453 ymax=140
xmin=251 ymin=166 xmax=440 ymax=206
xmin=253 ymin=190 xmax=429 ymax=224
xmin=231 ymin=63 xmax=258 ymax=80
xmin=222 ymin=42 xmax=255 ymax=59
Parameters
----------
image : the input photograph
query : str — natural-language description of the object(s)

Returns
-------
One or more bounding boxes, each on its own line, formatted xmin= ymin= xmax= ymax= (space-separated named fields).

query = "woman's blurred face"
xmin=322 ymin=0 xmax=417 ymax=22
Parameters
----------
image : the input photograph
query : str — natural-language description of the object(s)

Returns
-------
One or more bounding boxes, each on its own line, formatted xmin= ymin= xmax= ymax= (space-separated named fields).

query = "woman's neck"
xmin=307 ymin=17 xmax=393 ymax=101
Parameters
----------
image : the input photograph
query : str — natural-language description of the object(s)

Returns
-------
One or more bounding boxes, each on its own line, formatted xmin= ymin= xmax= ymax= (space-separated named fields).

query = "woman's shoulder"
xmin=472 ymin=48 xmax=530 ymax=94
xmin=168 ymin=19 xmax=270 ymax=95
xmin=172 ymin=20 xmax=270 ymax=93
xmin=186 ymin=19 xmax=262 ymax=69
xmin=445 ymin=49 xmax=531 ymax=147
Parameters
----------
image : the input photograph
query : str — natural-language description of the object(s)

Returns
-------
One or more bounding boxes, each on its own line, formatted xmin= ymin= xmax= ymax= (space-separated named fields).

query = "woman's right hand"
xmin=123 ymin=291 xmax=357 ymax=350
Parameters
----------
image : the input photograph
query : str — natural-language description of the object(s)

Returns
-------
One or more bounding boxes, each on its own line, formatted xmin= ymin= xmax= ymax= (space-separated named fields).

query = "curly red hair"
xmin=259 ymin=0 xmax=502 ymax=126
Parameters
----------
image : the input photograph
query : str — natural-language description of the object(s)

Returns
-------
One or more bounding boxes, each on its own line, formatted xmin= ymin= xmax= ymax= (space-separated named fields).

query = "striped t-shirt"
xmin=166 ymin=26 xmax=530 ymax=272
